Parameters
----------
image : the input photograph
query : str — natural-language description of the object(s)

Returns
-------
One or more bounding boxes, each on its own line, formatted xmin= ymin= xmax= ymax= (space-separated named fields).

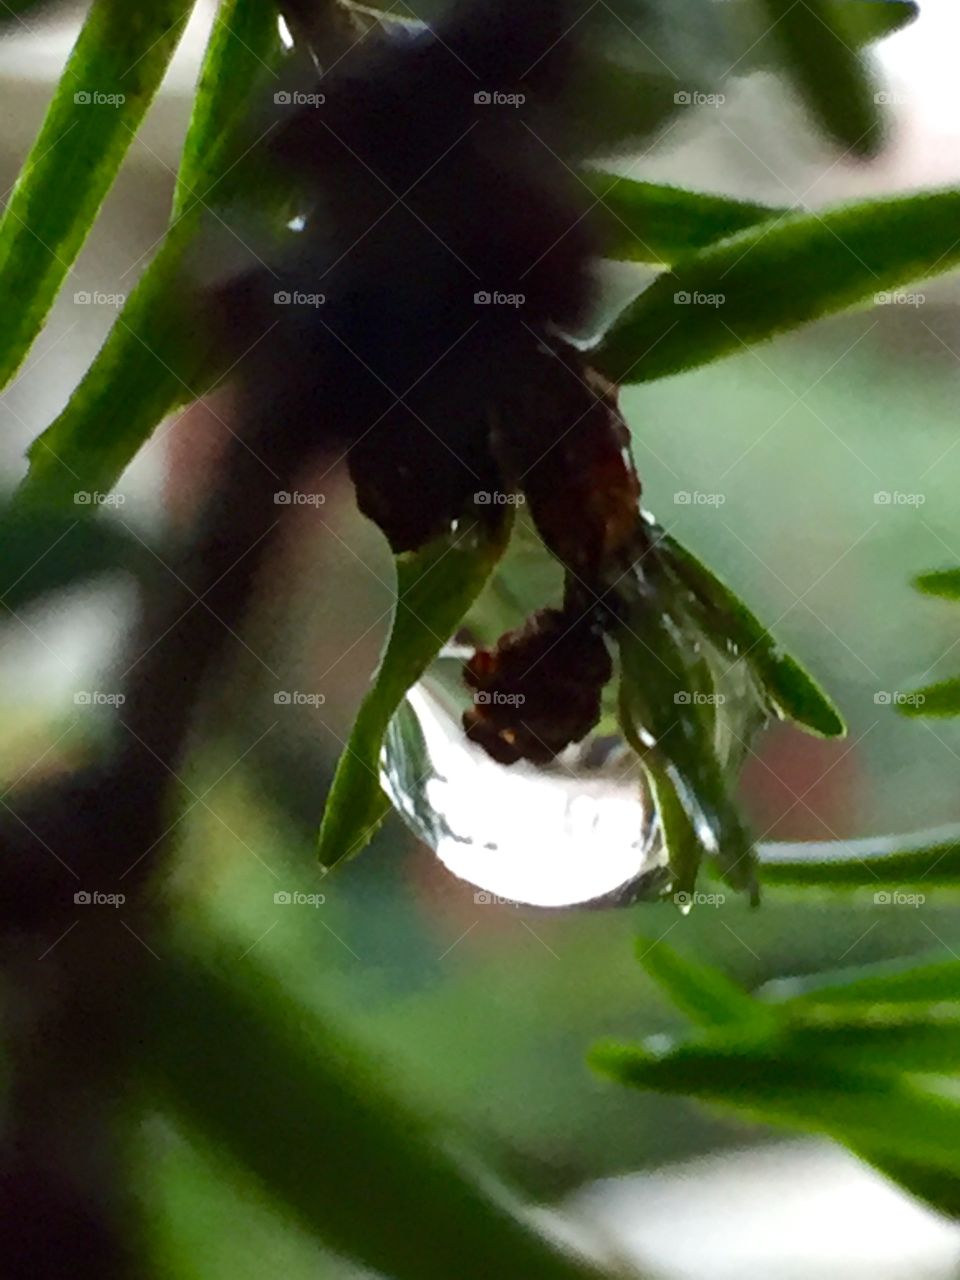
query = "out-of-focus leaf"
xmin=755 ymin=0 xmax=882 ymax=155
xmin=146 ymin=948 xmax=619 ymax=1280
xmin=760 ymin=830 xmax=960 ymax=888
xmin=656 ymin=529 xmax=845 ymax=737
xmin=0 ymin=499 xmax=141 ymax=610
xmin=611 ymin=952 xmax=960 ymax=1218
xmin=595 ymin=189 xmax=960 ymax=384
xmin=900 ymin=676 xmax=960 ymax=718
xmin=318 ymin=513 xmax=512 ymax=868
xmin=896 ymin=568 xmax=960 ymax=716
xmin=583 ymin=173 xmax=784 ymax=264
xmin=0 ymin=0 xmax=194 ymax=389
xmin=736 ymin=0 xmax=918 ymax=67
xmin=764 ymin=953 xmax=960 ymax=1008
xmin=16 ymin=0 xmax=285 ymax=511
xmin=637 ymin=937 xmax=773 ymax=1028
xmin=915 ymin=567 xmax=960 ymax=601
xmin=592 ymin=1037 xmax=960 ymax=1175
xmin=0 ymin=0 xmax=69 ymax=19
xmin=816 ymin=0 xmax=919 ymax=43
xmin=857 ymin=1157 xmax=960 ymax=1218
xmin=777 ymin=1005 xmax=960 ymax=1075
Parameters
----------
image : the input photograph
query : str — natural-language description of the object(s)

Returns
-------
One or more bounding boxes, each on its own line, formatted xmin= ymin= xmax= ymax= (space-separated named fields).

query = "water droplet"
xmin=380 ymin=658 xmax=669 ymax=908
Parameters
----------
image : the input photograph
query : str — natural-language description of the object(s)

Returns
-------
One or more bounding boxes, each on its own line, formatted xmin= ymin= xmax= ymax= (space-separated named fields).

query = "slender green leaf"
xmin=16 ymin=0 xmax=285 ymax=512
xmin=616 ymin=600 xmax=759 ymax=903
xmin=818 ymin=0 xmax=918 ymax=44
xmin=595 ymin=189 xmax=960 ymax=385
xmin=636 ymin=937 xmax=773 ymax=1028
xmin=657 ymin=529 xmax=845 ymax=737
xmin=853 ymin=1155 xmax=960 ymax=1218
xmin=740 ymin=0 xmax=918 ymax=66
xmin=639 ymin=943 xmax=960 ymax=1074
xmin=915 ymin=567 xmax=960 ymax=601
xmin=0 ymin=0 xmax=194 ymax=389
xmin=584 ymin=173 xmax=784 ymax=264
xmin=719 ymin=0 xmax=917 ymax=78
xmin=760 ymin=829 xmax=960 ymax=888
xmin=755 ymin=0 xmax=882 ymax=155
xmin=318 ymin=513 xmax=513 ymax=868
xmin=592 ymin=1038 xmax=960 ymax=1176
xmin=606 ymin=944 xmax=960 ymax=1217
xmin=765 ymin=953 xmax=960 ymax=1008
xmin=146 ymin=948 xmax=618 ymax=1280
xmin=0 ymin=499 xmax=143 ymax=610
xmin=778 ymin=1005 xmax=960 ymax=1075
xmin=900 ymin=676 xmax=960 ymax=718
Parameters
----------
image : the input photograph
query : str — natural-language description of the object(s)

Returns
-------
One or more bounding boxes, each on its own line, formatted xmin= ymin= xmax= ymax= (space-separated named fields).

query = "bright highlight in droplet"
xmin=381 ymin=680 xmax=668 ymax=909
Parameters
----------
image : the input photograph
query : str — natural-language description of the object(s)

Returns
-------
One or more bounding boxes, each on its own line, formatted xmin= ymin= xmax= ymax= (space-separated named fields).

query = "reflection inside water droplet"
xmin=379 ymin=655 xmax=670 ymax=909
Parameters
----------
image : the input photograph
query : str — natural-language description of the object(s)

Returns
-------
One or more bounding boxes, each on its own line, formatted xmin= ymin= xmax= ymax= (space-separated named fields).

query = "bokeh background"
xmin=3 ymin=3 xmax=960 ymax=1276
